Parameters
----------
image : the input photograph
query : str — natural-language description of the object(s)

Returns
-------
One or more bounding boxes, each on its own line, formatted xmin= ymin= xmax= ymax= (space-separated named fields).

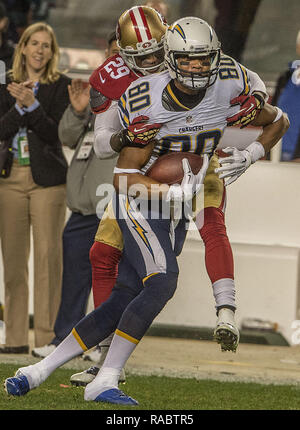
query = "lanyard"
xmin=15 ymin=82 xmax=40 ymax=164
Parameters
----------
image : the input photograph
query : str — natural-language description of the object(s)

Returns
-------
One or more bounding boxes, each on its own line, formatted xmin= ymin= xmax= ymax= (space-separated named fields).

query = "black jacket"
xmin=0 ymin=38 xmax=14 ymax=70
xmin=0 ymin=73 xmax=71 ymax=187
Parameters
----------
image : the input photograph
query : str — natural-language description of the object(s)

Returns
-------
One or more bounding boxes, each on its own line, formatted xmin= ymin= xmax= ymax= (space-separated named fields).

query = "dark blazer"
xmin=0 ymin=73 xmax=71 ymax=187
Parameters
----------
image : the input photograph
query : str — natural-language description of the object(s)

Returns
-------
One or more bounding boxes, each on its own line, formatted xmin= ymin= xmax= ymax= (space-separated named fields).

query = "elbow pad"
xmin=90 ymin=87 xmax=112 ymax=114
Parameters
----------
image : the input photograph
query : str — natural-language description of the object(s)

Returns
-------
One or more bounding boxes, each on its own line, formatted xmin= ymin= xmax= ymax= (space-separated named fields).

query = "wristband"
xmin=113 ymin=167 xmax=142 ymax=174
xmin=272 ymin=107 xmax=283 ymax=123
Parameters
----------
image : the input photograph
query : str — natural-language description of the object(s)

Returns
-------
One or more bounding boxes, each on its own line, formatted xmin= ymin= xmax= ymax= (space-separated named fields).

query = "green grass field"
xmin=1 ymin=363 xmax=300 ymax=410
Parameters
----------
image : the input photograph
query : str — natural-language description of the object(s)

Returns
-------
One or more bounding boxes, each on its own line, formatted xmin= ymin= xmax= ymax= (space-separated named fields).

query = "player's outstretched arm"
xmin=216 ymin=104 xmax=289 ymax=186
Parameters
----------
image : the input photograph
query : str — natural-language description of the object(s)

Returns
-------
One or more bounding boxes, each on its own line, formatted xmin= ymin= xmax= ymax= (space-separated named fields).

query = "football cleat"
xmin=83 ymin=344 xmax=102 ymax=362
xmin=70 ymin=366 xmax=100 ymax=387
xmin=213 ymin=308 xmax=240 ymax=352
xmin=94 ymin=388 xmax=138 ymax=406
xmin=4 ymin=374 xmax=30 ymax=396
xmin=70 ymin=366 xmax=126 ymax=386
xmin=32 ymin=344 xmax=56 ymax=358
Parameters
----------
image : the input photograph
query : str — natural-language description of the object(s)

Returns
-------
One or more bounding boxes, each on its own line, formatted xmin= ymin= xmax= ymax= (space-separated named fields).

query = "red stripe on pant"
xmin=198 ymin=207 xmax=234 ymax=283
xmin=90 ymin=242 xmax=122 ymax=309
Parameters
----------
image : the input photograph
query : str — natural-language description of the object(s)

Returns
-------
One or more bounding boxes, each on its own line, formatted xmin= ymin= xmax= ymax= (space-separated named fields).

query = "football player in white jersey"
xmin=4 ymin=17 xmax=289 ymax=406
xmin=97 ymin=16 xmax=269 ymax=356
xmin=70 ymin=4 xmax=265 ymax=387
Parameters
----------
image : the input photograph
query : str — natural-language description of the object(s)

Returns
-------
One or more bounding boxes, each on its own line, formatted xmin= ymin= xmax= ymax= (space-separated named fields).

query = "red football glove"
xmin=125 ymin=115 xmax=162 ymax=147
xmin=226 ymin=93 xmax=265 ymax=128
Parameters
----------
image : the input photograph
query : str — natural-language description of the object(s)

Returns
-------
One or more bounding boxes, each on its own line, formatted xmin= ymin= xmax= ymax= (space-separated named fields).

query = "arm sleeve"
xmin=58 ymin=104 xmax=90 ymax=149
xmin=93 ymin=100 xmax=121 ymax=159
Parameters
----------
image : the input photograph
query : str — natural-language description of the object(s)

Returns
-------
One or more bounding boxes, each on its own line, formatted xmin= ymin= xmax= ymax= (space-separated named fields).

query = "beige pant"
xmin=0 ymin=161 xmax=66 ymax=347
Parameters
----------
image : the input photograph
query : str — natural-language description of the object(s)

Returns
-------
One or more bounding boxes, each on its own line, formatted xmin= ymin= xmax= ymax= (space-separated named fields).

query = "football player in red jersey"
xmin=71 ymin=5 xmax=168 ymax=385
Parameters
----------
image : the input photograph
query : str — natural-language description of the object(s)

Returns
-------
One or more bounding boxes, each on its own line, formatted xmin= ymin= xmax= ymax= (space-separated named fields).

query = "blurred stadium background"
xmin=1 ymin=0 xmax=300 ymax=351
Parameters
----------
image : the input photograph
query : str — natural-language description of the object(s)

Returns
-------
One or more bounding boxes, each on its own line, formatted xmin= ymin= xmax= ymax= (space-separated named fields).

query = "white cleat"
xmin=32 ymin=344 xmax=56 ymax=358
xmin=70 ymin=366 xmax=100 ymax=387
xmin=70 ymin=366 xmax=126 ymax=386
xmin=83 ymin=345 xmax=102 ymax=362
xmin=213 ymin=308 xmax=240 ymax=352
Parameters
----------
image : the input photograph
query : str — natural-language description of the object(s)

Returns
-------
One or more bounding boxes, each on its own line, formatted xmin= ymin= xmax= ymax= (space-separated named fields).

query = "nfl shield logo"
xmin=186 ymin=115 xmax=193 ymax=124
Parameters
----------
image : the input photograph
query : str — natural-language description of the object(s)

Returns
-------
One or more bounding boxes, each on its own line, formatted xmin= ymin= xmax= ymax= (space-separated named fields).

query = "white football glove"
xmin=215 ymin=141 xmax=265 ymax=186
xmin=167 ymin=154 xmax=210 ymax=221
xmin=167 ymin=153 xmax=210 ymax=202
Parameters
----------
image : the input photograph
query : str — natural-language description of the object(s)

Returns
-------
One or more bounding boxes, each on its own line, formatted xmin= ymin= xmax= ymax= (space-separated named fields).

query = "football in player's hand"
xmin=146 ymin=152 xmax=204 ymax=185
xmin=215 ymin=149 xmax=231 ymax=158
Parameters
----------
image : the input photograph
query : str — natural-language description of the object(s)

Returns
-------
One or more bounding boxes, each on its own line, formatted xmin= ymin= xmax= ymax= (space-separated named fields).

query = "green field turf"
xmin=1 ymin=363 xmax=300 ymax=410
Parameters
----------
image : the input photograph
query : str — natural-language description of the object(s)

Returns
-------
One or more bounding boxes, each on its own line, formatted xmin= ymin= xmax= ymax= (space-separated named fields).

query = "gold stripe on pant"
xmin=0 ymin=161 xmax=66 ymax=347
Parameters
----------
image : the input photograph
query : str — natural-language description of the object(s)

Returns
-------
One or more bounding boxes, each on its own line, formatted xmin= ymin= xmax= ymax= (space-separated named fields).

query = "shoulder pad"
xmin=89 ymin=54 xmax=139 ymax=101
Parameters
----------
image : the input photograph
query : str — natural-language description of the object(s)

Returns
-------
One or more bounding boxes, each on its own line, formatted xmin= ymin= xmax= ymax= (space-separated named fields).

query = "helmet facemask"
xmin=119 ymin=39 xmax=165 ymax=75
xmin=167 ymin=50 xmax=221 ymax=89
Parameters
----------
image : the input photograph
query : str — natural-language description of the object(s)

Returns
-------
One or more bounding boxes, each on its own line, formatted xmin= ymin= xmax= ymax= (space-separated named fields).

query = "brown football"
xmin=145 ymin=152 xmax=204 ymax=185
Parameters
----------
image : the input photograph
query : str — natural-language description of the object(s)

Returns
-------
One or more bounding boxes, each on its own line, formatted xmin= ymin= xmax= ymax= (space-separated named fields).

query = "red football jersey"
xmin=89 ymin=54 xmax=139 ymax=113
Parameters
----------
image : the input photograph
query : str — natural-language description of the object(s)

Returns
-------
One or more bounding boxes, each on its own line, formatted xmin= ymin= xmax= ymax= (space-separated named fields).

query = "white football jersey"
xmin=118 ymin=55 xmax=266 ymax=173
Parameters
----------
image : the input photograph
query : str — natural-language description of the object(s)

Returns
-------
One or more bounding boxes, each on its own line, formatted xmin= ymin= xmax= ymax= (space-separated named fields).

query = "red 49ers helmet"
xmin=116 ymin=5 xmax=167 ymax=75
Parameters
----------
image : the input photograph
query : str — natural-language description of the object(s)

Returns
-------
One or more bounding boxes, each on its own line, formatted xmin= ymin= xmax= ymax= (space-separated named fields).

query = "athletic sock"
xmin=212 ymin=278 xmax=236 ymax=311
xmin=199 ymin=207 xmax=236 ymax=310
xmin=35 ymin=332 xmax=85 ymax=379
xmin=199 ymin=207 xmax=234 ymax=284
xmin=84 ymin=331 xmax=138 ymax=401
xmin=101 ymin=330 xmax=138 ymax=370
xmin=90 ymin=241 xmax=122 ymax=308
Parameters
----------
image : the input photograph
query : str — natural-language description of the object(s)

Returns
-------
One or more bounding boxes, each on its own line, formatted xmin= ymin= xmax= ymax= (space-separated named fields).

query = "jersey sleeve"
xmin=94 ymin=100 xmax=121 ymax=159
xmin=245 ymin=68 xmax=268 ymax=100
xmin=218 ymin=55 xmax=267 ymax=100
xmin=89 ymin=54 xmax=138 ymax=114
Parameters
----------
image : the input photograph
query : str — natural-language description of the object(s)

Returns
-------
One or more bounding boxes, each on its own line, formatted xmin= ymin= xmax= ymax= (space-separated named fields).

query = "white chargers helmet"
xmin=164 ymin=17 xmax=221 ymax=89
